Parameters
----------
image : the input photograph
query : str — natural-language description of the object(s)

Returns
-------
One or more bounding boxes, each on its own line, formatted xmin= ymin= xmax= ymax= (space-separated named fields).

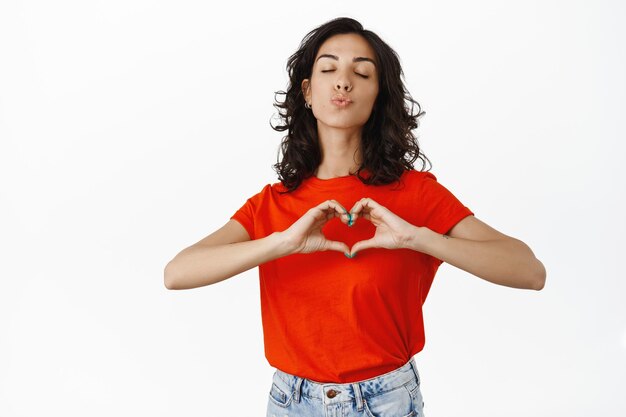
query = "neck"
xmin=314 ymin=123 xmax=363 ymax=179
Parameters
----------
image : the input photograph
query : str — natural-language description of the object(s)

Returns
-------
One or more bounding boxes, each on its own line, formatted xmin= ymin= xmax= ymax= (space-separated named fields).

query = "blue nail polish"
xmin=344 ymin=252 xmax=351 ymax=258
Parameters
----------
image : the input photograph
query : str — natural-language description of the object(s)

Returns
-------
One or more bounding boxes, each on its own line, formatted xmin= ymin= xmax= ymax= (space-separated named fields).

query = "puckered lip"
xmin=331 ymin=94 xmax=353 ymax=103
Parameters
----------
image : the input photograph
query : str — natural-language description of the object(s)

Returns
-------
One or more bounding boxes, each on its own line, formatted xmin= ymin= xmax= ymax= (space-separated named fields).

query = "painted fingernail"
xmin=344 ymin=252 xmax=351 ymax=258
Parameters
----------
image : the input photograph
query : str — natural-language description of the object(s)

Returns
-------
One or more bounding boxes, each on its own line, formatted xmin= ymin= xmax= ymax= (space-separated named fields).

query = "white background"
xmin=1 ymin=1 xmax=624 ymax=416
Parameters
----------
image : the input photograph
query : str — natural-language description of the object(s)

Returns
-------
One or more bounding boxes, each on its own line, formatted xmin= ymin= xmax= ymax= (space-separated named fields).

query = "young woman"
xmin=164 ymin=17 xmax=546 ymax=417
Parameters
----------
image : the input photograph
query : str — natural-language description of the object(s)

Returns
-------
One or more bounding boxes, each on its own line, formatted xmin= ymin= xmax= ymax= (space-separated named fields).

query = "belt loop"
xmin=409 ymin=357 xmax=420 ymax=386
xmin=351 ymin=383 xmax=363 ymax=411
xmin=293 ymin=376 xmax=303 ymax=403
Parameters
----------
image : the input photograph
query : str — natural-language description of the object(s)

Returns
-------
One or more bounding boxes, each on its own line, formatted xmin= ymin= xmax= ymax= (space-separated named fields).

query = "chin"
xmin=315 ymin=113 xmax=371 ymax=129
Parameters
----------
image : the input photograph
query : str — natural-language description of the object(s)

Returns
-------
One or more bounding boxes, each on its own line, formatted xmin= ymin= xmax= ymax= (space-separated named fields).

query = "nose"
xmin=335 ymin=79 xmax=352 ymax=92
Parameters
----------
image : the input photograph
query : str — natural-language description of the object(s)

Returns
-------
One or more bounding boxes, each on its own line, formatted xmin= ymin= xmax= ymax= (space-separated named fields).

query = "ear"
xmin=301 ymin=79 xmax=311 ymax=103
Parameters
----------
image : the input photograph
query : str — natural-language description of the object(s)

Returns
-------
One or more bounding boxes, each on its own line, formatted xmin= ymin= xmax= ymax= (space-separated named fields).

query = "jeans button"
xmin=326 ymin=389 xmax=339 ymax=398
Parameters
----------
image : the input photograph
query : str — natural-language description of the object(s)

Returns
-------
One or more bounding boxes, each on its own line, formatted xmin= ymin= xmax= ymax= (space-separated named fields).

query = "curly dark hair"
xmin=270 ymin=16 xmax=432 ymax=194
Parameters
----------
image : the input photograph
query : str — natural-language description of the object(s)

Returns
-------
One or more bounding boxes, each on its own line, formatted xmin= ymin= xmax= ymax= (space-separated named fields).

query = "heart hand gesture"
xmin=347 ymin=197 xmax=417 ymax=257
xmin=281 ymin=199 xmax=352 ymax=256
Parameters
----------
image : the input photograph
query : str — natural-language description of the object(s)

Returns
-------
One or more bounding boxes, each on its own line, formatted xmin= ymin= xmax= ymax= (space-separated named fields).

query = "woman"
xmin=164 ymin=17 xmax=546 ymax=417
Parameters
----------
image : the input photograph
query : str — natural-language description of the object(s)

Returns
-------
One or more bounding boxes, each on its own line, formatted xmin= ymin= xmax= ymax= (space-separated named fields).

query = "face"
xmin=301 ymin=33 xmax=379 ymax=131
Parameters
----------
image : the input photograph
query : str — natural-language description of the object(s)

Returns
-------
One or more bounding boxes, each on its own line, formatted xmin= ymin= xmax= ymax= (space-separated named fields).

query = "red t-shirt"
xmin=230 ymin=169 xmax=474 ymax=383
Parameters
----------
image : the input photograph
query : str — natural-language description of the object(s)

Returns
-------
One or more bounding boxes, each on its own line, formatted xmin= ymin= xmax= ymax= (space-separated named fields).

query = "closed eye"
xmin=321 ymin=69 xmax=369 ymax=79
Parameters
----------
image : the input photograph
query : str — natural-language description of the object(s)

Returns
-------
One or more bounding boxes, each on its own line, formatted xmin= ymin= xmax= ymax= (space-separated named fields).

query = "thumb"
xmin=350 ymin=239 xmax=378 ymax=256
xmin=325 ymin=239 xmax=351 ymax=256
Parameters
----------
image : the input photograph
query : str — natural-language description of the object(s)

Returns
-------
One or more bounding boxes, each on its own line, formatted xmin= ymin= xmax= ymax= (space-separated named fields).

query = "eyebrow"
xmin=316 ymin=54 xmax=377 ymax=67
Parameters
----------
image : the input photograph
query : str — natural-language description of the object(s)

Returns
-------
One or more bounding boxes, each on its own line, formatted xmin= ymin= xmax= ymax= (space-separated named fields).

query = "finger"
xmin=350 ymin=238 xmax=378 ymax=255
xmin=329 ymin=199 xmax=351 ymax=224
xmin=359 ymin=197 xmax=381 ymax=211
xmin=347 ymin=201 xmax=361 ymax=223
xmin=325 ymin=239 xmax=351 ymax=255
xmin=350 ymin=198 xmax=383 ymax=222
xmin=348 ymin=197 xmax=372 ymax=223
xmin=314 ymin=200 xmax=348 ymax=222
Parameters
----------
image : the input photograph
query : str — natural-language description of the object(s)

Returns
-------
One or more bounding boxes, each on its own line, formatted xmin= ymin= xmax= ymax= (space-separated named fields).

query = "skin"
xmin=290 ymin=33 xmax=546 ymax=289
xmin=292 ymin=33 xmax=410 ymax=260
xmin=301 ymin=32 xmax=379 ymax=180
xmin=164 ymin=32 xmax=546 ymax=291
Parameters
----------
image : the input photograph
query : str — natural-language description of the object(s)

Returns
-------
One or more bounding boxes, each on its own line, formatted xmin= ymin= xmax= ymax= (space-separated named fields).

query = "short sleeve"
xmin=419 ymin=172 xmax=474 ymax=236
xmin=229 ymin=185 xmax=270 ymax=240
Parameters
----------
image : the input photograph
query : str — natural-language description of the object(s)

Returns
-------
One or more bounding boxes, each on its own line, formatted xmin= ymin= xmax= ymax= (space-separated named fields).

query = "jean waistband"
xmin=273 ymin=356 xmax=421 ymax=405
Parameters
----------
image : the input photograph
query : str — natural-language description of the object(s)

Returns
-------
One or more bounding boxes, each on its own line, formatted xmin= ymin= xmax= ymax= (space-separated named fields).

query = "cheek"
xmin=360 ymin=83 xmax=378 ymax=104
xmin=360 ymin=92 xmax=378 ymax=111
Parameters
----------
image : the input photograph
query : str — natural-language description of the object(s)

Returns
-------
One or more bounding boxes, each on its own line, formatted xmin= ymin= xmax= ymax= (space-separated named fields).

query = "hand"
xmin=347 ymin=197 xmax=418 ymax=257
xmin=281 ymin=199 xmax=352 ymax=256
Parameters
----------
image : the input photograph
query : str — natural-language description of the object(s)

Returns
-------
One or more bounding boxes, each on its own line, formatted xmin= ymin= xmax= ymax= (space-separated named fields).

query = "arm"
xmin=164 ymin=200 xmax=352 ymax=290
xmin=164 ymin=220 xmax=291 ymax=290
xmin=405 ymin=215 xmax=546 ymax=290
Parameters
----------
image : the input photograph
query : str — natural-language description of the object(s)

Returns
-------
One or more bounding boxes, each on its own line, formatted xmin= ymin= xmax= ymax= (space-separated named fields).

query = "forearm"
xmin=405 ymin=226 xmax=546 ymax=290
xmin=164 ymin=232 xmax=291 ymax=290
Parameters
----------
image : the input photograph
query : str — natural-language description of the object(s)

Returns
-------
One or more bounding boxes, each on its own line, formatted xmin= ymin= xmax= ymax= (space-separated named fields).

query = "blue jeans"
xmin=266 ymin=356 xmax=425 ymax=417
